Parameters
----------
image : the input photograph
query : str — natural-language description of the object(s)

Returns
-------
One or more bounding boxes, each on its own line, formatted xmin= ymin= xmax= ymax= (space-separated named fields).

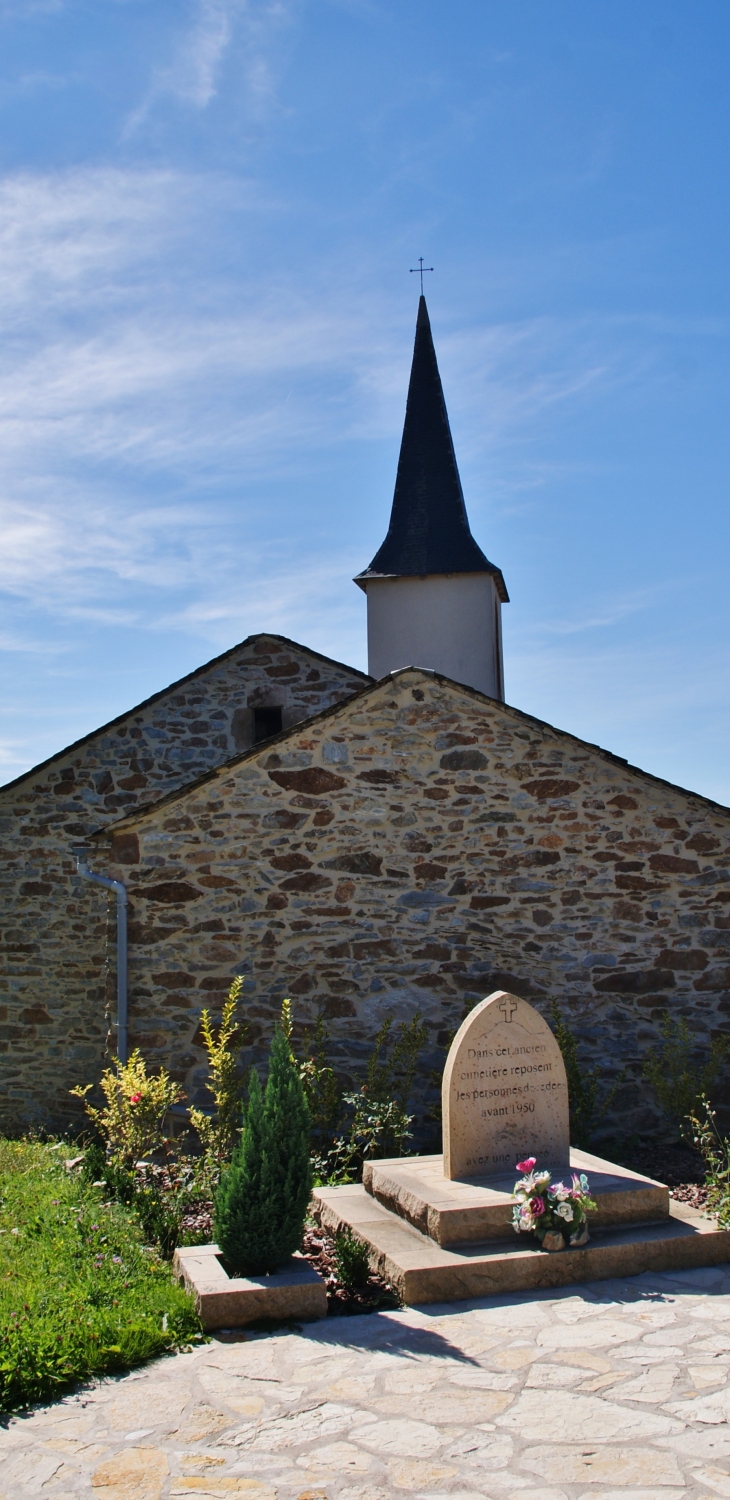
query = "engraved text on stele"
xmin=442 ymin=991 xmax=570 ymax=1180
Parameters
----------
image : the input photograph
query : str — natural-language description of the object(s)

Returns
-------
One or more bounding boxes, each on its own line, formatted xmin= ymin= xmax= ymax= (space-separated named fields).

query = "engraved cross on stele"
xmin=498 ymin=996 xmax=518 ymax=1023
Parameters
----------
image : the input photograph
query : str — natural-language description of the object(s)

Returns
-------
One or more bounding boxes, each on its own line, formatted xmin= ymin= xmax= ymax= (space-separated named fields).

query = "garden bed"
xmin=604 ymin=1137 xmax=709 ymax=1211
xmin=177 ymin=1197 xmax=400 ymax=1314
xmin=301 ymin=1225 xmax=401 ymax=1314
xmin=0 ymin=1139 xmax=201 ymax=1414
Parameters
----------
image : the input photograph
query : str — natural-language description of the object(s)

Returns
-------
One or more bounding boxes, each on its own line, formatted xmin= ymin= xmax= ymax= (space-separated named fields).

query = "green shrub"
xmin=298 ymin=1012 xmax=342 ymax=1153
xmin=261 ymin=1005 xmax=427 ymax=1188
xmin=334 ymin=1227 xmax=370 ymax=1291
xmin=688 ymin=1095 xmax=730 ymax=1225
xmin=214 ymin=1025 xmax=312 ymax=1275
xmin=71 ymin=1050 xmax=184 ymax=1170
xmin=133 ymin=1178 xmax=188 ymax=1260
xmin=323 ymin=1013 xmax=427 ymax=1182
xmin=643 ymin=1013 xmax=728 ymax=1141
xmin=81 ymin=1140 xmax=137 ymax=1206
xmin=189 ymin=977 xmax=247 ymax=1190
xmin=550 ymin=1003 xmax=622 ymax=1148
xmin=0 ymin=1139 xmax=200 ymax=1413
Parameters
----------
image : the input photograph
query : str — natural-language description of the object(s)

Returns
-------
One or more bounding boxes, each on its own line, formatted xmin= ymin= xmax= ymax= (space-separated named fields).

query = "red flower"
xmin=129 ymin=1092 xmax=142 ymax=1105
xmin=516 ymin=1157 xmax=537 ymax=1173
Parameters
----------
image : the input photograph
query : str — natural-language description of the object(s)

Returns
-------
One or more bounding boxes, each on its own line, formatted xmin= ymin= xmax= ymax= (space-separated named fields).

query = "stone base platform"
xmin=362 ymin=1147 xmax=668 ymax=1246
xmin=313 ymin=1182 xmax=730 ymax=1304
xmin=173 ymin=1244 xmax=328 ymax=1330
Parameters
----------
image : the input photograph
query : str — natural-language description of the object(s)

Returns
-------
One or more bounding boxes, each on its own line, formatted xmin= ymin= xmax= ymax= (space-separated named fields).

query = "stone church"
xmin=1 ymin=298 xmax=728 ymax=1136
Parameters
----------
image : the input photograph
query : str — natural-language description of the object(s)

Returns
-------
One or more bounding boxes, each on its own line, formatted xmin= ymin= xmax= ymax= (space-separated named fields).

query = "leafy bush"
xmin=133 ymin=1179 xmax=187 ymax=1260
xmin=643 ymin=1013 xmax=728 ymax=1141
xmin=189 ymin=977 xmax=247 ymax=1189
xmin=321 ymin=1013 xmax=428 ymax=1183
xmin=81 ymin=1140 xmax=136 ymax=1204
xmin=358 ymin=1012 xmax=427 ymax=1151
xmin=297 ymin=1012 xmax=342 ymax=1154
xmin=0 ymin=1139 xmax=200 ymax=1413
xmin=80 ymin=1144 xmax=192 ymax=1260
xmin=334 ymin=1227 xmax=370 ymax=1291
xmin=71 ymin=1050 xmax=184 ymax=1169
xmin=688 ymin=1095 xmax=730 ymax=1226
xmin=550 ymin=1003 xmax=622 ymax=1148
xmin=214 ymin=1025 xmax=312 ymax=1275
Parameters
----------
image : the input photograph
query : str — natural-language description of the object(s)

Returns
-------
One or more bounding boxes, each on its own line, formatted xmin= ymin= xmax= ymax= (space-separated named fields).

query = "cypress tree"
xmin=214 ymin=1025 xmax=312 ymax=1275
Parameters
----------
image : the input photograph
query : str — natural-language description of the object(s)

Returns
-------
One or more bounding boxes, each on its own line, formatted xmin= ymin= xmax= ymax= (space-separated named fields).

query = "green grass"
xmin=0 ymin=1138 xmax=202 ymax=1414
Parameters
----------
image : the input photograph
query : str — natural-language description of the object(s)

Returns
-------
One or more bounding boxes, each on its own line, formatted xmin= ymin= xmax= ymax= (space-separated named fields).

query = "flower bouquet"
xmin=511 ymin=1157 xmax=597 ymax=1251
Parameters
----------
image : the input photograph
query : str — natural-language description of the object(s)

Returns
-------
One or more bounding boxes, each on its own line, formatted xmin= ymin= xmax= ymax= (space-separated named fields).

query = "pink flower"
xmin=530 ymin=1196 xmax=545 ymax=1215
xmin=129 ymin=1092 xmax=142 ymax=1105
xmin=516 ymin=1157 xmax=537 ymax=1173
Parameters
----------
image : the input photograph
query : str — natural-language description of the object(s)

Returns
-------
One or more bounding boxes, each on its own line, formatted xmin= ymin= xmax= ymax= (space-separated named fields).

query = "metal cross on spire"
xmin=410 ymin=257 xmax=433 ymax=294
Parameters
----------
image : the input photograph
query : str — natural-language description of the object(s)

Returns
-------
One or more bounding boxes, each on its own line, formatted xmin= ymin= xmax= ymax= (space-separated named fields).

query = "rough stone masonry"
xmin=0 ymin=636 xmax=367 ymax=1131
xmin=84 ymin=666 xmax=730 ymax=1144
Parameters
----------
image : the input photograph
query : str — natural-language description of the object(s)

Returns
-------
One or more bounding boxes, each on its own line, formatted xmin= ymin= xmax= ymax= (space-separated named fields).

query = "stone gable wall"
xmin=97 ymin=670 xmax=730 ymax=1142
xmin=0 ymin=636 xmax=366 ymax=1129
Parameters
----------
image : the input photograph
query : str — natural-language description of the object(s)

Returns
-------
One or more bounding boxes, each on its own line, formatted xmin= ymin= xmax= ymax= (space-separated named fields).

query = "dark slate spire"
xmin=355 ymin=296 xmax=508 ymax=600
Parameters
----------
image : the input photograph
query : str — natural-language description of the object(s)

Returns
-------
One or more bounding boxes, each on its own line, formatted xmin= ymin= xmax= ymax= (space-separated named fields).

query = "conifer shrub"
xmin=214 ymin=1025 xmax=312 ymax=1275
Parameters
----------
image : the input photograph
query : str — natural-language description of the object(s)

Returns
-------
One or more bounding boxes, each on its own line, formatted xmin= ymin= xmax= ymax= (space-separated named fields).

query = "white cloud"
xmin=126 ymin=0 xmax=236 ymax=130
xmin=0 ymin=168 xmax=184 ymax=306
xmin=125 ymin=0 xmax=296 ymax=134
xmin=0 ymin=162 xmax=703 ymax=674
xmin=0 ymin=0 xmax=63 ymax=13
xmin=0 ymin=735 xmax=29 ymax=768
xmin=0 ymin=630 xmax=67 ymax=654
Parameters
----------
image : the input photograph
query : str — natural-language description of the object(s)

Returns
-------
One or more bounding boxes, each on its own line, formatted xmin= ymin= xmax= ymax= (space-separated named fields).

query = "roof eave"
xmin=354 ymin=566 xmax=509 ymax=603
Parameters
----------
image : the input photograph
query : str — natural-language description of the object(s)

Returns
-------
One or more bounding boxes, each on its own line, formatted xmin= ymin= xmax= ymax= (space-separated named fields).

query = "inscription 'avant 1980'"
xmin=441 ymin=991 xmax=570 ymax=1180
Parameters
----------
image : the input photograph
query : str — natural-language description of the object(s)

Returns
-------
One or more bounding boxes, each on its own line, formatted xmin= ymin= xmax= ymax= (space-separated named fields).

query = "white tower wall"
xmin=365 ymin=572 xmax=504 ymax=700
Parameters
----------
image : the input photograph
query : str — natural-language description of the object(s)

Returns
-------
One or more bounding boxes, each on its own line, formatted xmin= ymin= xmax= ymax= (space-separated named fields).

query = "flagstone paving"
xmin=4 ymin=1264 xmax=730 ymax=1499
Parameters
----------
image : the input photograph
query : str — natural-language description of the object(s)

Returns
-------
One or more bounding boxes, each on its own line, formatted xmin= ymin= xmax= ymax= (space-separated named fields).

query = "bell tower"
xmin=354 ymin=296 xmax=508 ymax=699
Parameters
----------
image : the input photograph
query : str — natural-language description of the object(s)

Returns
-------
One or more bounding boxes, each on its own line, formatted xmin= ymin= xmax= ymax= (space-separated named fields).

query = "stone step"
xmin=362 ymin=1147 xmax=669 ymax=1246
xmin=313 ymin=1181 xmax=730 ymax=1305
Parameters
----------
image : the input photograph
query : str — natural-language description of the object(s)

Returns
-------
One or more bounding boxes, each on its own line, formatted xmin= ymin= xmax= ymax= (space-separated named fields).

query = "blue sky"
xmin=1 ymin=1 xmax=729 ymax=803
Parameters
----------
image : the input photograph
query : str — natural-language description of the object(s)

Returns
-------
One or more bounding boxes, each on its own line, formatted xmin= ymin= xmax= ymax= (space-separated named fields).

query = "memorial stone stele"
xmin=442 ymin=990 xmax=570 ymax=1179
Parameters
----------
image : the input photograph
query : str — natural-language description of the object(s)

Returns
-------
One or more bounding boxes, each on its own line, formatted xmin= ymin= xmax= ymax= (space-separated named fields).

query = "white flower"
xmin=555 ymin=1201 xmax=573 ymax=1221
xmin=551 ymin=1181 xmax=570 ymax=1202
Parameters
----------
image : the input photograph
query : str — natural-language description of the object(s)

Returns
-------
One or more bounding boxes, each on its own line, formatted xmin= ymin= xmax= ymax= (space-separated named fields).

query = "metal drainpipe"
xmin=73 ymin=847 xmax=128 ymax=1065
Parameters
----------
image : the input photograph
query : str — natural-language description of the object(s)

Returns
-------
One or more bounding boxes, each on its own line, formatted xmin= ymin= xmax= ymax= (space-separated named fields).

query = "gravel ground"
xmin=301 ymin=1226 xmax=401 ymax=1315
xmin=610 ymin=1137 xmax=706 ymax=1186
xmin=606 ymin=1137 xmax=711 ymax=1212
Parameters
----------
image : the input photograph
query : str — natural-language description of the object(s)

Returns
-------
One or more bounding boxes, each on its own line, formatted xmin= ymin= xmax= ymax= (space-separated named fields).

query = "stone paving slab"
xmin=4 ymin=1264 xmax=730 ymax=1498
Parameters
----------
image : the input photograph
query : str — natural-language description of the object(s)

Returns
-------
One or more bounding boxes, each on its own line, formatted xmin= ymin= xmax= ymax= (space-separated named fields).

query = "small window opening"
xmin=253 ymin=706 xmax=283 ymax=743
